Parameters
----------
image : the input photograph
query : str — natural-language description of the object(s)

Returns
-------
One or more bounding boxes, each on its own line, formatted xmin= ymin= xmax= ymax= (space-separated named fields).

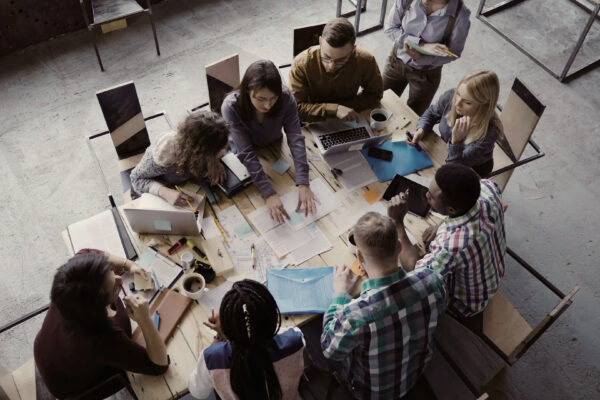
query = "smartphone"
xmin=406 ymin=131 xmax=423 ymax=152
xmin=368 ymin=147 xmax=393 ymax=161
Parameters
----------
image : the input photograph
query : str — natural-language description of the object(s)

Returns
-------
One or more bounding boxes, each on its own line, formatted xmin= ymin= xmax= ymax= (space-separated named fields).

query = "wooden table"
xmin=106 ymin=90 xmax=452 ymax=399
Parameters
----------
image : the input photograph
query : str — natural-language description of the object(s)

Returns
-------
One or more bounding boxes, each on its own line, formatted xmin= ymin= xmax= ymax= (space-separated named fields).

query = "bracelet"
xmin=213 ymin=335 xmax=225 ymax=342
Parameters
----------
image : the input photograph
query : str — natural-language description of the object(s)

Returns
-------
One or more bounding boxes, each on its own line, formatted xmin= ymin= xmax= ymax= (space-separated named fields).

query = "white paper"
xmin=320 ymin=190 xmax=371 ymax=237
xmin=68 ymin=209 xmax=126 ymax=258
xmin=287 ymin=223 xmax=332 ymax=266
xmin=279 ymin=178 xmax=341 ymax=231
xmin=196 ymin=280 xmax=234 ymax=315
xmin=324 ymin=151 xmax=377 ymax=192
xmin=247 ymin=206 xmax=281 ymax=235
xmin=262 ymin=223 xmax=312 ymax=257
xmin=201 ymin=216 xmax=220 ymax=239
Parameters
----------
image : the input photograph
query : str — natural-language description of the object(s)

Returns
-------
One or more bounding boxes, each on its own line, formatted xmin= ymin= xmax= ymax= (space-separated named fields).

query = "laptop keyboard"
xmin=319 ymin=127 xmax=370 ymax=150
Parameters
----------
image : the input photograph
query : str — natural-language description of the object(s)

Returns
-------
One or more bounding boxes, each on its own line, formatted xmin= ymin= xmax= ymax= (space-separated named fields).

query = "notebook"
xmin=382 ymin=174 xmax=431 ymax=218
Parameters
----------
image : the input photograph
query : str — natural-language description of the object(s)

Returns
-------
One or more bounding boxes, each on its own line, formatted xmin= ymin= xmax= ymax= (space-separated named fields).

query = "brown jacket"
xmin=289 ymin=45 xmax=383 ymax=122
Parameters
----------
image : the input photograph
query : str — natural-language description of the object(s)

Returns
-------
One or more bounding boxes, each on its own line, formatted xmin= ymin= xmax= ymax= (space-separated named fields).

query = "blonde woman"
xmin=408 ymin=70 xmax=502 ymax=177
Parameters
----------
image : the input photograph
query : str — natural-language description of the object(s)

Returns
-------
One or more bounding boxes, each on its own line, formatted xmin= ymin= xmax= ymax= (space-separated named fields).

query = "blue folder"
xmin=361 ymin=141 xmax=434 ymax=182
xmin=266 ymin=267 xmax=334 ymax=314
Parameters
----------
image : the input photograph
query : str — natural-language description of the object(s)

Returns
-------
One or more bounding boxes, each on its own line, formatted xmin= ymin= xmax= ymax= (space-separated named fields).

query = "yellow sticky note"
xmin=349 ymin=259 xmax=365 ymax=277
xmin=363 ymin=189 xmax=381 ymax=205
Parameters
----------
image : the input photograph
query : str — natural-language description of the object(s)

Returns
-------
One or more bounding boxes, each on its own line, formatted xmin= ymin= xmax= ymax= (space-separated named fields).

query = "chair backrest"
xmin=293 ymin=22 xmax=326 ymax=57
xmin=96 ymin=81 xmax=151 ymax=160
xmin=205 ymin=54 xmax=240 ymax=114
xmin=492 ymin=78 xmax=545 ymax=190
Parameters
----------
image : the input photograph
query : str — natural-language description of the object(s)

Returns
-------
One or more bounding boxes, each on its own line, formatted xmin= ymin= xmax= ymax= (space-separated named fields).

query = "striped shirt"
xmin=321 ymin=269 xmax=447 ymax=399
xmin=416 ymin=179 xmax=506 ymax=316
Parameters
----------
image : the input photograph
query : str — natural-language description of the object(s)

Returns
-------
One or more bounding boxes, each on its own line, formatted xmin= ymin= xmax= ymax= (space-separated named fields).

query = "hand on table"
xmin=128 ymin=262 xmax=150 ymax=280
xmin=420 ymin=42 xmax=453 ymax=57
xmin=336 ymin=105 xmax=360 ymax=122
xmin=387 ymin=190 xmax=409 ymax=225
xmin=451 ymin=116 xmax=471 ymax=144
xmin=205 ymin=157 xmax=227 ymax=186
xmin=403 ymin=41 xmax=421 ymax=60
xmin=407 ymin=128 xmax=425 ymax=147
xmin=266 ymin=195 xmax=290 ymax=224
xmin=296 ymin=184 xmax=320 ymax=217
xmin=159 ymin=187 xmax=194 ymax=207
xmin=333 ymin=265 xmax=360 ymax=294
xmin=124 ymin=295 xmax=151 ymax=324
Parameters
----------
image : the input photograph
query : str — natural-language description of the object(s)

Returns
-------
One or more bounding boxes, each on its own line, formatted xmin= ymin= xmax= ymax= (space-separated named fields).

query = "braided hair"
xmin=220 ymin=279 xmax=282 ymax=400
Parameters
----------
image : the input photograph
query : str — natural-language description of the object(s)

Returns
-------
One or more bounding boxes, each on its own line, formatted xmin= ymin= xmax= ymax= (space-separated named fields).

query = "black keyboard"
xmin=319 ymin=126 xmax=370 ymax=150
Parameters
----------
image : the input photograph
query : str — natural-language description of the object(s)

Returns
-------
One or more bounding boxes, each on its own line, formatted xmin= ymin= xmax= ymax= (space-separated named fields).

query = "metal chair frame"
xmin=336 ymin=0 xmax=389 ymax=36
xmin=476 ymin=0 xmax=600 ymax=82
xmin=79 ymin=0 xmax=161 ymax=71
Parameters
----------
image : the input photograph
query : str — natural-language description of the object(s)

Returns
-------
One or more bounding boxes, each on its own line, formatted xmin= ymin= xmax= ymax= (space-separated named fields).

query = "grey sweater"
xmin=416 ymin=89 xmax=498 ymax=167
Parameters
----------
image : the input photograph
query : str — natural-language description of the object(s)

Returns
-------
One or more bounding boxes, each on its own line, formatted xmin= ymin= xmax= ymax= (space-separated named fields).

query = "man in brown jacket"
xmin=289 ymin=18 xmax=383 ymax=123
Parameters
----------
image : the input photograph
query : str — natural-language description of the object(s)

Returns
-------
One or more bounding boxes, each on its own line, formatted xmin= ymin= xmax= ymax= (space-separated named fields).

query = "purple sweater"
xmin=221 ymin=89 xmax=309 ymax=198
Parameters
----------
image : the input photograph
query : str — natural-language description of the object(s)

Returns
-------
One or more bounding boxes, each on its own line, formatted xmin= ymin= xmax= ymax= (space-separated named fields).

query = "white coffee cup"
xmin=348 ymin=231 xmax=357 ymax=255
xmin=370 ymin=108 xmax=393 ymax=131
xmin=181 ymin=273 xmax=206 ymax=300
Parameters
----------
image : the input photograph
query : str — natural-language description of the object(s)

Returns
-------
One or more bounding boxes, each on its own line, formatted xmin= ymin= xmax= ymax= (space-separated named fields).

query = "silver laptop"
xmin=308 ymin=114 xmax=391 ymax=155
xmin=123 ymin=208 xmax=202 ymax=236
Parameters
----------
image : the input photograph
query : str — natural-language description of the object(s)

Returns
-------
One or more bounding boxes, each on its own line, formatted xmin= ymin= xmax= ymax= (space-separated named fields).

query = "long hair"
xmin=174 ymin=110 xmax=230 ymax=179
xmin=446 ymin=70 xmax=503 ymax=144
xmin=50 ymin=253 xmax=114 ymax=333
xmin=220 ymin=279 xmax=282 ymax=400
xmin=237 ymin=60 xmax=283 ymax=121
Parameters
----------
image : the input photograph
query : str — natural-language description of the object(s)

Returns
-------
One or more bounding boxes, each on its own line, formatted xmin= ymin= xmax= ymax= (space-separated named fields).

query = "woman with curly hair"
xmin=131 ymin=110 xmax=230 ymax=206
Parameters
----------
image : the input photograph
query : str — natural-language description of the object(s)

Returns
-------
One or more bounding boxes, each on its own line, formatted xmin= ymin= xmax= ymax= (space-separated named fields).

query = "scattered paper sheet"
xmin=196 ymin=280 xmax=234 ymax=315
xmin=287 ymin=223 xmax=332 ymax=266
xmin=262 ymin=223 xmax=313 ymax=257
xmin=202 ymin=216 xmax=219 ymax=239
xmin=324 ymin=151 xmax=377 ymax=192
xmin=68 ymin=209 xmax=126 ymax=258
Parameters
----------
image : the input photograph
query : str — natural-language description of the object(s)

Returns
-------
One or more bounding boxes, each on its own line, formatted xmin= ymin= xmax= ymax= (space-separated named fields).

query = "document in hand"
xmin=267 ymin=267 xmax=334 ymax=314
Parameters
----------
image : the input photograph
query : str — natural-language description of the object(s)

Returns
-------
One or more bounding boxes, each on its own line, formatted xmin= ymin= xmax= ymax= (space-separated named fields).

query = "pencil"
xmin=211 ymin=308 xmax=215 ymax=324
xmin=175 ymin=185 xmax=196 ymax=211
xmin=443 ymin=48 xmax=458 ymax=57
xmin=206 ymin=200 xmax=230 ymax=246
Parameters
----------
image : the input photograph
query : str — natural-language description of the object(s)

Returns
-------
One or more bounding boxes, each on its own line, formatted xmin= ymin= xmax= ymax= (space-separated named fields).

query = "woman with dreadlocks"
xmin=188 ymin=279 xmax=305 ymax=399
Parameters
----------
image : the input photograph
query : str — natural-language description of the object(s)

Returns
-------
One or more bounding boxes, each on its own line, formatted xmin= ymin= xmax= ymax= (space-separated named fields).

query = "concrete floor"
xmin=1 ymin=0 xmax=599 ymax=398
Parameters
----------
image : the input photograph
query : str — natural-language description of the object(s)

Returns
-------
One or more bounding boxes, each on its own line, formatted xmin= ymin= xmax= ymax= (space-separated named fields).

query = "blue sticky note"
xmin=272 ymin=159 xmax=291 ymax=175
xmin=153 ymin=219 xmax=172 ymax=231
xmin=288 ymin=211 xmax=304 ymax=226
xmin=361 ymin=141 xmax=433 ymax=182
xmin=234 ymin=221 xmax=254 ymax=239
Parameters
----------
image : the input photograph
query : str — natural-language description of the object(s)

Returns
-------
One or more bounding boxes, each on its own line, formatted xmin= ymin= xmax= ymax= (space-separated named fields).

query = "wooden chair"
xmin=190 ymin=54 xmax=240 ymax=114
xmin=79 ymin=0 xmax=160 ymax=71
xmin=279 ymin=22 xmax=326 ymax=70
xmin=434 ymin=248 xmax=580 ymax=395
xmin=487 ymin=78 xmax=546 ymax=191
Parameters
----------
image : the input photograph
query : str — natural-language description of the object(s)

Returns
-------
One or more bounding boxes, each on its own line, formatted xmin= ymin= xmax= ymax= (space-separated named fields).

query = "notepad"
xmin=267 ymin=267 xmax=334 ymax=313
xmin=272 ymin=159 xmax=291 ymax=175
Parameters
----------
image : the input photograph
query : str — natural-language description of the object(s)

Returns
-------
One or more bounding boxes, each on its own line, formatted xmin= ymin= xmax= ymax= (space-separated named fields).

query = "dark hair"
xmin=237 ymin=60 xmax=283 ymax=121
xmin=354 ymin=212 xmax=398 ymax=260
xmin=322 ymin=17 xmax=356 ymax=47
xmin=435 ymin=164 xmax=481 ymax=215
xmin=175 ymin=111 xmax=230 ymax=179
xmin=220 ymin=280 xmax=282 ymax=400
xmin=50 ymin=253 xmax=113 ymax=333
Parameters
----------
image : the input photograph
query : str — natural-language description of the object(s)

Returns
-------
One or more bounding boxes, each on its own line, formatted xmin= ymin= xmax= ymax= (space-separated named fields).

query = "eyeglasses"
xmin=320 ymin=51 xmax=351 ymax=67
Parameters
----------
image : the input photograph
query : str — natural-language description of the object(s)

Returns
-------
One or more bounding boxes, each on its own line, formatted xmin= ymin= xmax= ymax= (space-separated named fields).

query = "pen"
xmin=251 ymin=243 xmax=256 ymax=270
xmin=120 ymin=283 xmax=127 ymax=297
xmin=152 ymin=270 xmax=162 ymax=290
xmin=443 ymin=48 xmax=458 ymax=57
xmin=211 ymin=308 xmax=216 ymax=324
xmin=331 ymin=168 xmax=343 ymax=179
xmin=175 ymin=185 xmax=196 ymax=211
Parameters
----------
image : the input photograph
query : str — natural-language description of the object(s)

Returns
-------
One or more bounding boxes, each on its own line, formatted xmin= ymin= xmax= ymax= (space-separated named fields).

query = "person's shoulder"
xmin=480 ymin=179 xmax=503 ymax=203
xmin=221 ymin=92 xmax=240 ymax=114
xmin=440 ymin=88 xmax=455 ymax=103
xmin=273 ymin=327 xmax=305 ymax=354
xmin=409 ymin=267 xmax=446 ymax=290
xmin=455 ymin=0 xmax=472 ymax=17
xmin=354 ymin=45 xmax=377 ymax=64
xmin=151 ymin=131 xmax=178 ymax=167
xmin=203 ymin=341 xmax=232 ymax=370
xmin=293 ymin=45 xmax=318 ymax=67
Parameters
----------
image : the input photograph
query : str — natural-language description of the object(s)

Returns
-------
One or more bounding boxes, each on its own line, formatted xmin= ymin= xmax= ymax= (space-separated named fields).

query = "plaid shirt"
xmin=321 ymin=269 xmax=446 ymax=399
xmin=416 ymin=179 xmax=506 ymax=316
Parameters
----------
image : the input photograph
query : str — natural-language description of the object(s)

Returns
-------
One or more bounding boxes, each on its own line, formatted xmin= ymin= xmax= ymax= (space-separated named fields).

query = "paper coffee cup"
xmin=181 ymin=273 xmax=206 ymax=300
xmin=370 ymin=108 xmax=392 ymax=131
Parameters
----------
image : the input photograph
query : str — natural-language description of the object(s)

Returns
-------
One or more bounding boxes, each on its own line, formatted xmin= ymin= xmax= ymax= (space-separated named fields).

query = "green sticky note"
xmin=234 ymin=221 xmax=254 ymax=239
xmin=153 ymin=219 xmax=172 ymax=231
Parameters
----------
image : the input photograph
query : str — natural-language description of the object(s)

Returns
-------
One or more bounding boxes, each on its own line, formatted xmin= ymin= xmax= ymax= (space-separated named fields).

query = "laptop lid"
xmin=123 ymin=208 xmax=202 ymax=235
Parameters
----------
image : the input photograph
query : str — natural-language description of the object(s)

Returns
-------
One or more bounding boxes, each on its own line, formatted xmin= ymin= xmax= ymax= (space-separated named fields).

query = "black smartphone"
xmin=406 ymin=132 xmax=423 ymax=152
xmin=368 ymin=147 xmax=393 ymax=161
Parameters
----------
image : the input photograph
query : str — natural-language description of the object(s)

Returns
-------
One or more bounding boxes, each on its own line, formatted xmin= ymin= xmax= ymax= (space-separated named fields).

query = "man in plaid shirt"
xmin=395 ymin=163 xmax=506 ymax=321
xmin=321 ymin=210 xmax=447 ymax=399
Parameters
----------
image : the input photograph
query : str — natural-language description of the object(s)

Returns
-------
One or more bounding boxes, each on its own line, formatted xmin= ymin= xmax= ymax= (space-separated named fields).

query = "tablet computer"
xmin=382 ymin=174 xmax=431 ymax=218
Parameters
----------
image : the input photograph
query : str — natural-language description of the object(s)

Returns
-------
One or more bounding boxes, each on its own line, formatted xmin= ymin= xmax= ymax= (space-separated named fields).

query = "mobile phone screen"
xmin=368 ymin=147 xmax=393 ymax=161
